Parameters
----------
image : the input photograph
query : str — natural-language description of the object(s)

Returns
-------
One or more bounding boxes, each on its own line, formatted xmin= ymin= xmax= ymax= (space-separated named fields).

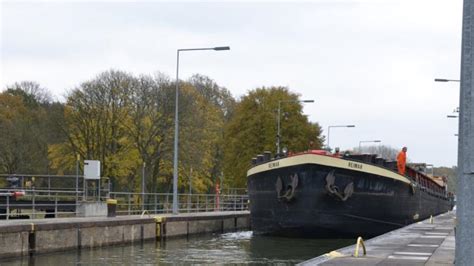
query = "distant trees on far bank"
xmin=0 ymin=81 xmax=64 ymax=174
xmin=1 ymin=70 xmax=323 ymax=193
xmin=355 ymin=145 xmax=399 ymax=161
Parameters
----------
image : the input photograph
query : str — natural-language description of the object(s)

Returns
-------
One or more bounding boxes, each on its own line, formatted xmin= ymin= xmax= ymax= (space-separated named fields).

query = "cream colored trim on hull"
xmin=247 ymin=154 xmax=411 ymax=184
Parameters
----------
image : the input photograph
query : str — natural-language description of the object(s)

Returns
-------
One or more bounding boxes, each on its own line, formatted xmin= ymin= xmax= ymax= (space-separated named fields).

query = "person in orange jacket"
xmin=397 ymin=147 xmax=407 ymax=175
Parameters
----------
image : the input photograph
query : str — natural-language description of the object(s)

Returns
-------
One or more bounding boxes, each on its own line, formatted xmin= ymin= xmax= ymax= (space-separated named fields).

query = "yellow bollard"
xmin=354 ymin=236 xmax=366 ymax=257
xmin=154 ymin=216 xmax=166 ymax=238
xmin=430 ymin=215 xmax=433 ymax=224
xmin=106 ymin=198 xmax=117 ymax=217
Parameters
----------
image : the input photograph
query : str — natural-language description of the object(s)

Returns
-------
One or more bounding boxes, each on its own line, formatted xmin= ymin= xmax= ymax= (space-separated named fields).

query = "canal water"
xmin=3 ymin=231 xmax=353 ymax=265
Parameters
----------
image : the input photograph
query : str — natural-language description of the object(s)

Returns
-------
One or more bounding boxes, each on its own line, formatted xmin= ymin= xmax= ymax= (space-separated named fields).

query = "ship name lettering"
xmin=268 ymin=162 xmax=279 ymax=168
xmin=348 ymin=162 xmax=363 ymax=169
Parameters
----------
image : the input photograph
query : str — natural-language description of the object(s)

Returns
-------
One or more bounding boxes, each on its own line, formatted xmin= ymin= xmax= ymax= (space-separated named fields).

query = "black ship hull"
xmin=247 ymin=154 xmax=453 ymax=238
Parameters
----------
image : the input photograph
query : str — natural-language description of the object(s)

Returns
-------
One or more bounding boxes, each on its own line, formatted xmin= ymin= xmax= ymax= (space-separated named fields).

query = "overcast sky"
xmin=1 ymin=0 xmax=463 ymax=167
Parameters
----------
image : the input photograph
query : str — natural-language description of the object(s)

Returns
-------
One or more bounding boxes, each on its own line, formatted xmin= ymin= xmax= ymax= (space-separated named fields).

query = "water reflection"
xmin=2 ymin=231 xmax=353 ymax=265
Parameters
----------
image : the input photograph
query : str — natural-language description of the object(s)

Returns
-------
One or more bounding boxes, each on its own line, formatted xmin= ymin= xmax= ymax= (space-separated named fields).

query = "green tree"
xmin=223 ymin=87 xmax=323 ymax=188
xmin=120 ymin=73 xmax=174 ymax=193
xmin=49 ymin=70 xmax=137 ymax=188
xmin=0 ymin=82 xmax=53 ymax=174
xmin=433 ymin=166 xmax=457 ymax=193
xmin=355 ymin=145 xmax=400 ymax=161
xmin=188 ymin=74 xmax=236 ymax=191
xmin=48 ymin=70 xmax=236 ymax=195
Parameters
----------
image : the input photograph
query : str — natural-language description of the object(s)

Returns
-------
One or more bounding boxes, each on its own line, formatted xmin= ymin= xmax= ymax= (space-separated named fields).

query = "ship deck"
xmin=298 ymin=210 xmax=455 ymax=265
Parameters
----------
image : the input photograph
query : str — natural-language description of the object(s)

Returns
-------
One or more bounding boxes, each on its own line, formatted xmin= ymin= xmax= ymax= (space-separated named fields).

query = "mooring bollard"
xmin=354 ymin=236 xmax=366 ymax=257
xmin=155 ymin=216 xmax=166 ymax=240
xmin=107 ymin=199 xmax=117 ymax=217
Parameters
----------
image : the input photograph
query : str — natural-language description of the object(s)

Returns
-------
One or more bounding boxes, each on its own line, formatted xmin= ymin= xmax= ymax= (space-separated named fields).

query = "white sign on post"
xmin=84 ymin=160 xmax=101 ymax=180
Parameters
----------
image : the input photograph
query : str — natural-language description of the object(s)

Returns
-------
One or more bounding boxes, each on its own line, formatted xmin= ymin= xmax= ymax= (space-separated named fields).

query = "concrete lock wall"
xmin=188 ymin=220 xmax=222 ymax=235
xmin=0 ymin=218 xmax=156 ymax=258
xmin=0 ymin=232 xmax=29 ymax=258
xmin=236 ymin=216 xmax=250 ymax=229
xmin=0 ymin=211 xmax=250 ymax=258
xmin=223 ymin=218 xmax=236 ymax=232
xmin=158 ymin=213 xmax=251 ymax=239
xmin=78 ymin=223 xmax=154 ymax=249
xmin=35 ymin=228 xmax=77 ymax=253
xmin=165 ymin=221 xmax=188 ymax=237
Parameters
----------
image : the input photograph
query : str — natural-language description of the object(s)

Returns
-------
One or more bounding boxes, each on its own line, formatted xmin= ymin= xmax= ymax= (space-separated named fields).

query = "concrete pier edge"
xmin=298 ymin=211 xmax=456 ymax=265
xmin=0 ymin=211 xmax=250 ymax=259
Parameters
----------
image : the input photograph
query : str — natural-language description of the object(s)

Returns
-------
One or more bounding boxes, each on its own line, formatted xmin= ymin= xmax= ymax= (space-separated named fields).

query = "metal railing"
xmin=0 ymin=174 xmax=248 ymax=219
xmin=0 ymin=189 xmax=249 ymax=220
xmin=0 ymin=189 xmax=82 ymax=220
xmin=109 ymin=192 xmax=249 ymax=215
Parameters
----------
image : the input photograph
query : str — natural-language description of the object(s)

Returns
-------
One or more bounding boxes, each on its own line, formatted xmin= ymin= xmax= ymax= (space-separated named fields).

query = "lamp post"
xmin=434 ymin=78 xmax=461 ymax=82
xmin=75 ymin=154 xmax=79 ymax=203
xmin=276 ymin=99 xmax=314 ymax=155
xmin=358 ymin=140 xmax=381 ymax=152
xmin=457 ymin=1 xmax=474 ymax=262
xmin=173 ymin=46 xmax=230 ymax=214
xmin=327 ymin=125 xmax=355 ymax=151
xmin=447 ymin=115 xmax=459 ymax=137
xmin=142 ymin=162 xmax=145 ymax=212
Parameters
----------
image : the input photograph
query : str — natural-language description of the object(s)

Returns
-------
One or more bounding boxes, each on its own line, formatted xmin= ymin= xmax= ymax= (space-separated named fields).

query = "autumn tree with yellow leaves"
xmin=1 ymin=71 xmax=323 ymax=193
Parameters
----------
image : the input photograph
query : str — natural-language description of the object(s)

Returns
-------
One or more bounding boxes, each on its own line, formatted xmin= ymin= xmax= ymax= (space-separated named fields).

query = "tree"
xmin=49 ymin=70 xmax=137 ymax=188
xmin=6 ymin=81 xmax=52 ymax=105
xmin=0 ymin=82 xmax=53 ymax=174
xmin=120 ymin=73 xmax=175 ymax=193
xmin=48 ymin=70 xmax=235 ymax=195
xmin=354 ymin=145 xmax=400 ymax=161
xmin=0 ymin=93 xmax=30 ymax=173
xmin=188 ymin=74 xmax=236 ymax=190
xmin=223 ymin=87 xmax=323 ymax=188
xmin=433 ymin=166 xmax=457 ymax=193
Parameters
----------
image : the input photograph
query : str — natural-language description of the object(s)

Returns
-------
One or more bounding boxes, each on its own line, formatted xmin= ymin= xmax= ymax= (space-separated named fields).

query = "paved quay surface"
xmin=0 ymin=214 xmax=153 ymax=228
xmin=0 ymin=210 xmax=249 ymax=225
xmin=299 ymin=211 xmax=455 ymax=265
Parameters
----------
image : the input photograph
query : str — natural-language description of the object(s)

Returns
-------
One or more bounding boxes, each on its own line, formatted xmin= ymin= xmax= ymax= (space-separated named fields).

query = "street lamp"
xmin=447 ymin=115 xmax=459 ymax=136
xmin=434 ymin=78 xmax=461 ymax=82
xmin=327 ymin=125 xmax=356 ymax=151
xmin=358 ymin=140 xmax=381 ymax=151
xmin=173 ymin=46 xmax=230 ymax=214
xmin=276 ymin=99 xmax=314 ymax=155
